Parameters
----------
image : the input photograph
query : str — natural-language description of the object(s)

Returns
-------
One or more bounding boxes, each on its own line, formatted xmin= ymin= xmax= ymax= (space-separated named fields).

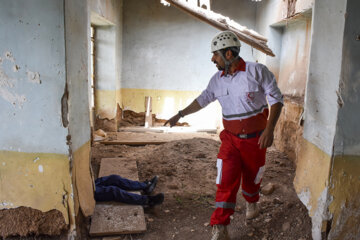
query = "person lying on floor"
xmin=94 ymin=175 xmax=164 ymax=207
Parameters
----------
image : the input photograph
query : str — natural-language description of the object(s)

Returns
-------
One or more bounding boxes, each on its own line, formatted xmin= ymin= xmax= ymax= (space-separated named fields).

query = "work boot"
xmin=211 ymin=225 xmax=230 ymax=240
xmin=147 ymin=193 xmax=164 ymax=207
xmin=246 ymin=202 xmax=259 ymax=220
xmin=143 ymin=176 xmax=158 ymax=195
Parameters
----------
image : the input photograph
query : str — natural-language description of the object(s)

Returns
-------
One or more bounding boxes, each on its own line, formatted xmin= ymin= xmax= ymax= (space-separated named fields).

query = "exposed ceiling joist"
xmin=163 ymin=0 xmax=275 ymax=57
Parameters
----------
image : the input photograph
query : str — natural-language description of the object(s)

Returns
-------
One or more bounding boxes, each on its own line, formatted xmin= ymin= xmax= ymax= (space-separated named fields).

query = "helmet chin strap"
xmin=218 ymin=51 xmax=240 ymax=76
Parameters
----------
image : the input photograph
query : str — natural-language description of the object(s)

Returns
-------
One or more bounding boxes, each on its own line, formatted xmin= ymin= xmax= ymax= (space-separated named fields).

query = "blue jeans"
xmin=95 ymin=175 xmax=148 ymax=205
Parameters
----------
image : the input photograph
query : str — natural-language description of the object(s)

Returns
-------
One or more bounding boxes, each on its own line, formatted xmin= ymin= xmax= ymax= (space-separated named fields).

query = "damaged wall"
xmin=277 ymin=16 xmax=312 ymax=97
xmin=255 ymin=0 xmax=314 ymax=79
xmin=88 ymin=0 xmax=123 ymax=129
xmin=94 ymin=26 xmax=117 ymax=119
xmin=257 ymin=0 xmax=360 ymax=239
xmin=121 ymin=0 xmax=257 ymax=128
xmin=0 ymin=0 xmax=74 ymax=236
xmin=255 ymin=0 xmax=313 ymax=161
xmin=297 ymin=0 xmax=346 ymax=237
xmin=327 ymin=0 xmax=360 ymax=238
xmin=64 ymin=0 xmax=95 ymax=224
xmin=293 ymin=0 xmax=360 ymax=239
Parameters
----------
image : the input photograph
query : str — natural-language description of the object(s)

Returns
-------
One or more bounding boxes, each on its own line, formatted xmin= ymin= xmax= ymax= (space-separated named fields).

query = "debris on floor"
xmin=90 ymin=133 xmax=312 ymax=240
xmin=93 ymin=129 xmax=108 ymax=141
xmin=119 ymin=109 xmax=189 ymax=127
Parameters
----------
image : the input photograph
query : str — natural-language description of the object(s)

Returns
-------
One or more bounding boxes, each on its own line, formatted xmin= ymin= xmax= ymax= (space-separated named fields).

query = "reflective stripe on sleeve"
xmin=215 ymin=202 xmax=236 ymax=209
xmin=223 ymin=104 xmax=268 ymax=119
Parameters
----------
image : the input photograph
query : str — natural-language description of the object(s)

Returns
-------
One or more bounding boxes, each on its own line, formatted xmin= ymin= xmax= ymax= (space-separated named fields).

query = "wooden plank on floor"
xmin=105 ymin=131 xmax=219 ymax=145
xmin=90 ymin=158 xmax=146 ymax=237
xmin=100 ymin=140 xmax=166 ymax=145
xmin=100 ymin=132 xmax=167 ymax=145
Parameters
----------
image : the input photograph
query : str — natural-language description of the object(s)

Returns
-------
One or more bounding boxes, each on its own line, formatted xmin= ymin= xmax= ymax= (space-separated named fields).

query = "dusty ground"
xmin=89 ymin=132 xmax=312 ymax=240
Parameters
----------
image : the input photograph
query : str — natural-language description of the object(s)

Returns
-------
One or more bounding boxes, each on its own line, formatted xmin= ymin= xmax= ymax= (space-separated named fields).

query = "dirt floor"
xmin=88 ymin=131 xmax=312 ymax=240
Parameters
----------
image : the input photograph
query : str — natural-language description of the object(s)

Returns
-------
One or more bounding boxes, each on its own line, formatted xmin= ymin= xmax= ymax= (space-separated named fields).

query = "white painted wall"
xmin=0 ymin=0 xmax=68 ymax=154
xmin=65 ymin=0 xmax=91 ymax=151
xmin=95 ymin=26 xmax=117 ymax=90
xmin=303 ymin=0 xmax=347 ymax=156
xmin=88 ymin=0 xmax=119 ymax=25
xmin=278 ymin=18 xmax=312 ymax=97
xmin=122 ymin=0 xmax=257 ymax=91
xmin=295 ymin=0 xmax=314 ymax=13
xmin=255 ymin=0 xmax=286 ymax=74
xmin=255 ymin=0 xmax=314 ymax=80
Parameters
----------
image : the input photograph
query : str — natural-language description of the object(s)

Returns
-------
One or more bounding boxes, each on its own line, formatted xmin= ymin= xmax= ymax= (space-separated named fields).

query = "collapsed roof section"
xmin=162 ymin=0 xmax=275 ymax=57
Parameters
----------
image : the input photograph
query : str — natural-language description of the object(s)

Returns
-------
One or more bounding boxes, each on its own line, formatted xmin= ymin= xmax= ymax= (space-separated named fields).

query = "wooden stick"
xmin=100 ymin=141 xmax=166 ymax=145
xmin=164 ymin=0 xmax=275 ymax=56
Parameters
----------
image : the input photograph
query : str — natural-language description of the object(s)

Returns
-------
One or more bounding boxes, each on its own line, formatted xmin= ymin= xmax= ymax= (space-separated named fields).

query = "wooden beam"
xmin=144 ymin=96 xmax=153 ymax=128
xmin=164 ymin=0 xmax=275 ymax=57
xmin=100 ymin=141 xmax=166 ymax=145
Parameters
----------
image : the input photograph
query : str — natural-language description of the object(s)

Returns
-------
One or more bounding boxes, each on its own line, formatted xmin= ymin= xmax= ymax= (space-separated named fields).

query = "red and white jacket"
xmin=196 ymin=58 xmax=283 ymax=135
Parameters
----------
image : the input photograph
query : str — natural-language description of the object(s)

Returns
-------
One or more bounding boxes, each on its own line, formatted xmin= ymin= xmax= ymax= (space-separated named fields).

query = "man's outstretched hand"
xmin=258 ymin=128 xmax=274 ymax=149
xmin=163 ymin=100 xmax=202 ymax=128
xmin=164 ymin=114 xmax=181 ymax=128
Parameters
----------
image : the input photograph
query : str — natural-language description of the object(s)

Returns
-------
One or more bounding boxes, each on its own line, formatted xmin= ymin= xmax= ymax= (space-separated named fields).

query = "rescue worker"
xmin=164 ymin=31 xmax=283 ymax=240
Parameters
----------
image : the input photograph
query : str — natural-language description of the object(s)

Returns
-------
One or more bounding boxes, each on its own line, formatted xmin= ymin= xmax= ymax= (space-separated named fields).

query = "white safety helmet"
xmin=211 ymin=31 xmax=241 ymax=53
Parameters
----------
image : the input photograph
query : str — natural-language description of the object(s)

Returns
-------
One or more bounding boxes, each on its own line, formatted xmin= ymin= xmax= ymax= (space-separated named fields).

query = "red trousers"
xmin=210 ymin=130 xmax=266 ymax=226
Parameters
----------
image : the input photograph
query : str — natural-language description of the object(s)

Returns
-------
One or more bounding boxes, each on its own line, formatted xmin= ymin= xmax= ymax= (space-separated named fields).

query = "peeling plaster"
xmin=61 ymin=83 xmax=69 ymax=127
xmin=0 ymin=86 xmax=26 ymax=109
xmin=298 ymin=187 xmax=312 ymax=212
xmin=287 ymin=0 xmax=297 ymax=18
xmin=0 ymin=51 xmax=43 ymax=108
xmin=12 ymin=65 xmax=20 ymax=72
xmin=0 ymin=201 xmax=14 ymax=207
xmin=27 ymin=71 xmax=41 ymax=84
xmin=4 ymin=51 xmax=15 ymax=62
xmin=0 ymin=51 xmax=44 ymax=108
xmin=336 ymin=90 xmax=344 ymax=108
xmin=328 ymin=201 xmax=360 ymax=240
xmin=311 ymin=187 xmax=332 ymax=240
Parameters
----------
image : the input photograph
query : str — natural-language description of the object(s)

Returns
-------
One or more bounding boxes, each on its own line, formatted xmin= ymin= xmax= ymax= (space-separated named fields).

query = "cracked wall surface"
xmin=257 ymin=0 xmax=360 ymax=239
xmin=0 ymin=0 xmax=75 ymax=237
xmin=65 ymin=0 xmax=95 ymax=219
xmin=0 ymin=151 xmax=73 ymax=237
xmin=327 ymin=0 xmax=360 ymax=238
xmin=293 ymin=0 xmax=360 ymax=239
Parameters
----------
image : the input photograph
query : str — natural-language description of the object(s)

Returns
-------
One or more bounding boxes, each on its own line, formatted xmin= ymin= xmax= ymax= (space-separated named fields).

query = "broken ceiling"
xmin=162 ymin=0 xmax=275 ymax=56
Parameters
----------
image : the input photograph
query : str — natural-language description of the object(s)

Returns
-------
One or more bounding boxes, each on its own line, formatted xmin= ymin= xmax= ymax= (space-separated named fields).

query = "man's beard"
xmin=214 ymin=62 xmax=224 ymax=71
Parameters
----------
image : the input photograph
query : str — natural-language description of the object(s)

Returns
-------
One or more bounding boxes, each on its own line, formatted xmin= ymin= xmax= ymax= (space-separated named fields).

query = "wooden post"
xmin=144 ymin=96 xmax=152 ymax=128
